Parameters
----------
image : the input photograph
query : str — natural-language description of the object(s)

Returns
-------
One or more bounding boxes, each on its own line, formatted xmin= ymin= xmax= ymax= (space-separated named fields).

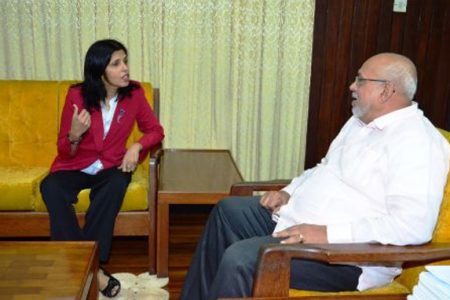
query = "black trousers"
xmin=180 ymin=196 xmax=362 ymax=300
xmin=40 ymin=168 xmax=131 ymax=263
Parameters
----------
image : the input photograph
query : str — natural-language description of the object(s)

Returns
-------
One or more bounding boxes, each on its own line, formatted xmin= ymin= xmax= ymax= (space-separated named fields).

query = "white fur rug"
xmin=98 ymin=273 xmax=169 ymax=300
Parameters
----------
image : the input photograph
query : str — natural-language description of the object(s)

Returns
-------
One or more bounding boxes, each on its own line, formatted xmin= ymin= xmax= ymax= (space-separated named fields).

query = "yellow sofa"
xmin=0 ymin=80 xmax=161 ymax=273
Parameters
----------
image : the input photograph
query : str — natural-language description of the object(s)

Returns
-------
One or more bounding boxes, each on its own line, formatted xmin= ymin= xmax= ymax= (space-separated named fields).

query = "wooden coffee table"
xmin=156 ymin=149 xmax=243 ymax=277
xmin=0 ymin=241 xmax=98 ymax=299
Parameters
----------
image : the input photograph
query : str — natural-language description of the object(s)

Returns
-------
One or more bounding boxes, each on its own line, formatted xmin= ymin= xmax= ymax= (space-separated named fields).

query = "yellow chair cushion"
xmin=289 ymin=280 xmax=409 ymax=297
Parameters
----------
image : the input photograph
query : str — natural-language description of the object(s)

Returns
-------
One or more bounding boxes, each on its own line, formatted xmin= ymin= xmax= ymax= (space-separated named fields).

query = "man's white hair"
xmin=381 ymin=54 xmax=417 ymax=101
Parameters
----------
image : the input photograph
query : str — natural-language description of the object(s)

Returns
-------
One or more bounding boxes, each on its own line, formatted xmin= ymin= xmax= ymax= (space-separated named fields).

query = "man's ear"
xmin=381 ymin=82 xmax=396 ymax=102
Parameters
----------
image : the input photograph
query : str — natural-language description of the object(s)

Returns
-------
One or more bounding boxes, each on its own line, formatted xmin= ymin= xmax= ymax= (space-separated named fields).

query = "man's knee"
xmin=217 ymin=196 xmax=240 ymax=209
xmin=216 ymin=196 xmax=259 ymax=214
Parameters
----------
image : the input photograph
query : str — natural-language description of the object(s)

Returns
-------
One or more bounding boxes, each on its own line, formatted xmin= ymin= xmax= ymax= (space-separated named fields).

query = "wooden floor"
xmin=105 ymin=204 xmax=212 ymax=300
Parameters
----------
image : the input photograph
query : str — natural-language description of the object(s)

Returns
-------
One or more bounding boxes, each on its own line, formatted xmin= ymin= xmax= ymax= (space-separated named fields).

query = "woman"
xmin=40 ymin=39 xmax=164 ymax=297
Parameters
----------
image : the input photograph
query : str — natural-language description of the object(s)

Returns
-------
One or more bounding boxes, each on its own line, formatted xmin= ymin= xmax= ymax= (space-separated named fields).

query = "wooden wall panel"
xmin=305 ymin=0 xmax=450 ymax=168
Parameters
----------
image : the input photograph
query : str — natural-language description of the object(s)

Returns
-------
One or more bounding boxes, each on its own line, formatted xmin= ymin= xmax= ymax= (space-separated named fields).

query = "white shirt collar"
xmin=354 ymin=101 xmax=420 ymax=130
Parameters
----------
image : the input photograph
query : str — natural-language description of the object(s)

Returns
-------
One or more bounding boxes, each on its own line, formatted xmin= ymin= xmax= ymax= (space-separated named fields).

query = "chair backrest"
xmin=396 ymin=128 xmax=450 ymax=290
xmin=433 ymin=128 xmax=450 ymax=243
xmin=432 ymin=170 xmax=450 ymax=243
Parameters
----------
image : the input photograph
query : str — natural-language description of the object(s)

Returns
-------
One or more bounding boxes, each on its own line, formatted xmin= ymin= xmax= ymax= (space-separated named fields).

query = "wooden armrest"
xmin=230 ymin=180 xmax=291 ymax=196
xmin=146 ymin=143 xmax=163 ymax=274
xmin=253 ymin=243 xmax=450 ymax=297
xmin=148 ymin=143 xmax=163 ymax=198
xmin=148 ymin=143 xmax=163 ymax=202
xmin=149 ymin=142 xmax=163 ymax=163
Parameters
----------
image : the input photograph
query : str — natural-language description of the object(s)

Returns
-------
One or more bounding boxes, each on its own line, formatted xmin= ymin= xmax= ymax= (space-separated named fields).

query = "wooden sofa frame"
xmin=0 ymin=89 xmax=162 ymax=275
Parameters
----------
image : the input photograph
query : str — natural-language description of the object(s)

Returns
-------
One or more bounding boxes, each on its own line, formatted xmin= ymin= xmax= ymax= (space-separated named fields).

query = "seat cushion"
xmin=0 ymin=167 xmax=48 ymax=210
xmin=34 ymin=166 xmax=149 ymax=212
xmin=288 ymin=280 xmax=409 ymax=297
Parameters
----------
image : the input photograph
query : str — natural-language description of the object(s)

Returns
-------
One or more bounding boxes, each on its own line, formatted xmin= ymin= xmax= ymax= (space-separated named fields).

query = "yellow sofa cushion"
xmin=0 ymin=80 xmax=155 ymax=212
xmin=33 ymin=166 xmax=149 ymax=212
xmin=0 ymin=167 xmax=48 ymax=210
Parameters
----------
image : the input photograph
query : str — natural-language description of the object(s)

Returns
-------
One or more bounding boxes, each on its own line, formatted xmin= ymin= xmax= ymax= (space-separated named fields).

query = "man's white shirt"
xmin=274 ymin=102 xmax=450 ymax=290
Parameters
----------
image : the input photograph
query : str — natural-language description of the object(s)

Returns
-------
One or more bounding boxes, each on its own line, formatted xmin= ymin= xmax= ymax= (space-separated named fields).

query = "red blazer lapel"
xmin=106 ymin=101 xmax=127 ymax=138
xmin=90 ymin=109 xmax=104 ymax=152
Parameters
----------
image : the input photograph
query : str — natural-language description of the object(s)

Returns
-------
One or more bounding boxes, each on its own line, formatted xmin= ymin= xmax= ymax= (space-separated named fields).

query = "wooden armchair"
xmin=228 ymin=173 xmax=450 ymax=299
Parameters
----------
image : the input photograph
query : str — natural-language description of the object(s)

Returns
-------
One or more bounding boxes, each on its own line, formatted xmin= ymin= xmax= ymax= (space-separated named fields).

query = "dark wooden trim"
xmin=229 ymin=180 xmax=290 ymax=196
xmin=306 ymin=0 xmax=450 ymax=169
xmin=0 ymin=211 xmax=149 ymax=237
xmin=251 ymin=243 xmax=450 ymax=298
xmin=153 ymin=88 xmax=160 ymax=118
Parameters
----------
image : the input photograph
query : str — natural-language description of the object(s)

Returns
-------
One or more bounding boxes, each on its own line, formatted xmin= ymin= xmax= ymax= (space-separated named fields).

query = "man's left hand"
xmin=272 ymin=224 xmax=328 ymax=244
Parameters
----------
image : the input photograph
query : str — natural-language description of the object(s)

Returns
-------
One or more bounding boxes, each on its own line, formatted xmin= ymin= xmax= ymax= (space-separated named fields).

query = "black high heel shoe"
xmin=99 ymin=267 xmax=121 ymax=298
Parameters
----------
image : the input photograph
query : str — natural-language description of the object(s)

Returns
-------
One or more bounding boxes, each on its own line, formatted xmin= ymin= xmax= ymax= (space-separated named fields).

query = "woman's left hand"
xmin=118 ymin=143 xmax=143 ymax=172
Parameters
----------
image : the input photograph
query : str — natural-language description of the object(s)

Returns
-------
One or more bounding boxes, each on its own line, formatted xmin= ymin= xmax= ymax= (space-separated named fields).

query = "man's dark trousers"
xmin=180 ymin=196 xmax=362 ymax=300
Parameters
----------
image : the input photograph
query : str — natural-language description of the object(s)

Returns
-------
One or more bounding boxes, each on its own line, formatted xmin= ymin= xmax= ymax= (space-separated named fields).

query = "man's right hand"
xmin=260 ymin=190 xmax=290 ymax=213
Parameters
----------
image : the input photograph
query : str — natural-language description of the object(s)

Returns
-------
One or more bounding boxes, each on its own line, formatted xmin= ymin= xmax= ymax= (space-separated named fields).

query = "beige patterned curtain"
xmin=0 ymin=0 xmax=314 ymax=180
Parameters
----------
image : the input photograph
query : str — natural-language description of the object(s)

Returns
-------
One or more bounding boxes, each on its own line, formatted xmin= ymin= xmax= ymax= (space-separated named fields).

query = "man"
xmin=180 ymin=53 xmax=450 ymax=300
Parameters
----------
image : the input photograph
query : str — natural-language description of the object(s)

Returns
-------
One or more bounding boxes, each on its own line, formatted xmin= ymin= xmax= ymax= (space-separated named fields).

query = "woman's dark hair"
xmin=76 ymin=39 xmax=137 ymax=111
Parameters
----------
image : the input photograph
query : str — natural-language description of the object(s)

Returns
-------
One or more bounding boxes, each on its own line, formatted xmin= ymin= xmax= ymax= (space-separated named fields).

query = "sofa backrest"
xmin=1 ymin=81 xmax=61 ymax=167
xmin=0 ymin=80 xmax=155 ymax=168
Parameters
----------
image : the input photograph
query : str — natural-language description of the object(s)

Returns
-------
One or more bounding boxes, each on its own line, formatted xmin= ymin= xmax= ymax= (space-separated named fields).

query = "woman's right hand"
xmin=260 ymin=190 xmax=290 ymax=213
xmin=69 ymin=104 xmax=91 ymax=140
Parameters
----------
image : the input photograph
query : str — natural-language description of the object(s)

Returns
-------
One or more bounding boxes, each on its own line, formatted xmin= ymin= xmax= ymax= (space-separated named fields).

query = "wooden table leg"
xmin=87 ymin=242 xmax=99 ymax=299
xmin=156 ymin=201 xmax=169 ymax=277
xmin=87 ymin=271 xmax=98 ymax=300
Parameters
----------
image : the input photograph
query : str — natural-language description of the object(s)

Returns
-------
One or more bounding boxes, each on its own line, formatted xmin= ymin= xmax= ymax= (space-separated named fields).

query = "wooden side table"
xmin=156 ymin=149 xmax=243 ymax=277
xmin=0 ymin=241 xmax=98 ymax=299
